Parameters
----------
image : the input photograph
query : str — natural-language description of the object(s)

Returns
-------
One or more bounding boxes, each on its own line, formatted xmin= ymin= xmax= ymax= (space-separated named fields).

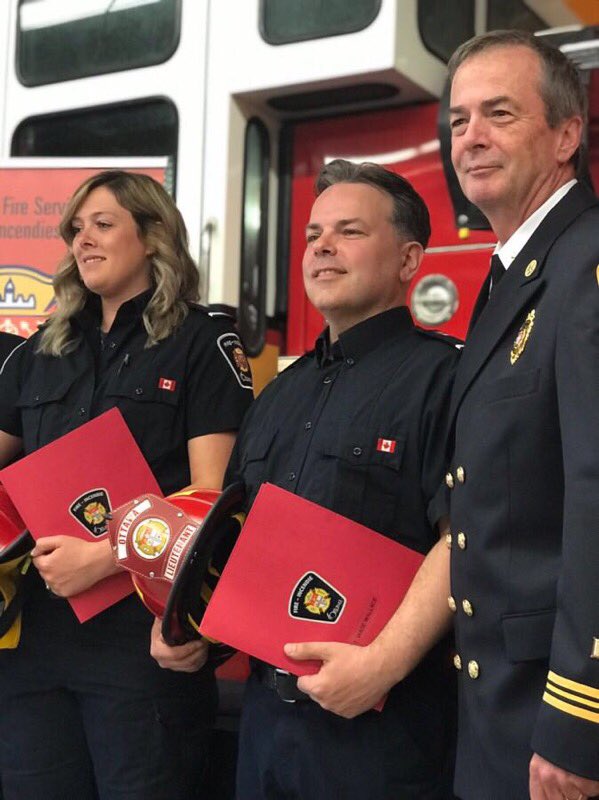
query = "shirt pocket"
xmin=321 ymin=425 xmax=406 ymax=534
xmin=16 ymin=376 xmax=79 ymax=453
xmin=104 ymin=372 xmax=182 ymax=458
xmin=239 ymin=425 xmax=279 ymax=497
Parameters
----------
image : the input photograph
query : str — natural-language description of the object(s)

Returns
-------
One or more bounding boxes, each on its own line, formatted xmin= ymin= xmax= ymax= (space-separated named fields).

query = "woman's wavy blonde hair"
xmin=38 ymin=170 xmax=200 ymax=355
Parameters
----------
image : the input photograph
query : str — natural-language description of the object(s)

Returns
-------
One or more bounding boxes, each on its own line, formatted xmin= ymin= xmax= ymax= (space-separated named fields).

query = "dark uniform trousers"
xmin=0 ymin=293 xmax=253 ymax=800
xmin=227 ymin=307 xmax=461 ymax=800
xmin=448 ymin=183 xmax=599 ymax=800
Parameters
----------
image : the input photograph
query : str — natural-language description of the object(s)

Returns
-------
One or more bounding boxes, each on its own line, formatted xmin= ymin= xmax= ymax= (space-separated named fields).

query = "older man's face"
xmin=449 ymin=45 xmax=576 ymax=236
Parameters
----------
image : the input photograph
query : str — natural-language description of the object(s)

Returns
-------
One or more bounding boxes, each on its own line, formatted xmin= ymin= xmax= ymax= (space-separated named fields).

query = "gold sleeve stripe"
xmin=547 ymin=670 xmax=599 ymax=700
xmin=543 ymin=692 xmax=599 ymax=724
xmin=200 ymin=583 xmax=213 ymax=606
xmin=546 ymin=682 xmax=599 ymax=711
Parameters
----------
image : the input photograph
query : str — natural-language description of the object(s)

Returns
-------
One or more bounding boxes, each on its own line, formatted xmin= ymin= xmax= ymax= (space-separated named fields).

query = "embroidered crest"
xmin=69 ymin=488 xmax=111 ymax=537
xmin=217 ymin=333 xmax=253 ymax=390
xmin=289 ymin=571 xmax=346 ymax=624
xmin=510 ymin=309 xmax=535 ymax=365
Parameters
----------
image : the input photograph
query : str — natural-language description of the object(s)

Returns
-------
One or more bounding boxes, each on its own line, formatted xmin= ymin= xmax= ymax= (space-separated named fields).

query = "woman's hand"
xmin=31 ymin=536 xmax=120 ymax=597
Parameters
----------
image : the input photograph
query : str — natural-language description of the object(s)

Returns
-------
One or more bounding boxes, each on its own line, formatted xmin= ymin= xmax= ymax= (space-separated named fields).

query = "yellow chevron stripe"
xmin=546 ymin=682 xmax=599 ymax=711
xmin=547 ymin=670 xmax=599 ymax=700
xmin=543 ymin=692 xmax=599 ymax=724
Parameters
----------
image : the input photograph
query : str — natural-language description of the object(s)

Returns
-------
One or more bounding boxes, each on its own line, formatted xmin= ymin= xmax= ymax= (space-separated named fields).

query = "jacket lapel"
xmin=449 ymin=183 xmax=598 ymax=424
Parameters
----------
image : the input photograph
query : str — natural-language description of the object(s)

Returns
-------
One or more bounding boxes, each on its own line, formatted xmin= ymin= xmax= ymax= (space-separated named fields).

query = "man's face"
xmin=302 ymin=182 xmax=409 ymax=337
xmin=449 ymin=45 xmax=577 ymax=236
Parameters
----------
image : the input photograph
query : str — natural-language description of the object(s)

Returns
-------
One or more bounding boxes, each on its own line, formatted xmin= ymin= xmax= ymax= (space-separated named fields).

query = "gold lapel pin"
xmin=592 ymin=638 xmax=599 ymax=660
xmin=524 ymin=259 xmax=537 ymax=278
xmin=510 ymin=309 xmax=536 ymax=365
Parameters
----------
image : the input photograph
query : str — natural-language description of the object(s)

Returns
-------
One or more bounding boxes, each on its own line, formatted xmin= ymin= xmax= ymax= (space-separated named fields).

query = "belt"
xmin=254 ymin=663 xmax=310 ymax=703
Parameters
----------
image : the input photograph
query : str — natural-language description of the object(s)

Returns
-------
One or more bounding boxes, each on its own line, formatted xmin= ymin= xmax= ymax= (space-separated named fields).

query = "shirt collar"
xmin=75 ymin=288 xmax=154 ymax=332
xmin=314 ymin=306 xmax=413 ymax=367
xmin=495 ymin=179 xmax=577 ymax=268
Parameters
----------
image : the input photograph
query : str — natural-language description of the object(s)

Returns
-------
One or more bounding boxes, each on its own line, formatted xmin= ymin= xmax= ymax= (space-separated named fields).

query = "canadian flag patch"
xmin=158 ymin=377 xmax=177 ymax=392
xmin=376 ymin=438 xmax=396 ymax=453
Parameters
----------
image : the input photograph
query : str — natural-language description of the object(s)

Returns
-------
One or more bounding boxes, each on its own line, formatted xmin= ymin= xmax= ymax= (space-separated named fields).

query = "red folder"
xmin=0 ymin=408 xmax=162 ymax=622
xmin=200 ymin=483 xmax=425 ymax=675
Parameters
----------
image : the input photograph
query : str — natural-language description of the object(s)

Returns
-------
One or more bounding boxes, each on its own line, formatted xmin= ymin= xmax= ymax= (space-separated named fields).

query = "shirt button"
xmin=135 ymin=387 xmax=143 ymax=395
xmin=457 ymin=532 xmax=467 ymax=550
xmin=79 ymin=407 xmax=86 ymax=415
xmin=468 ymin=660 xmax=480 ymax=680
xmin=445 ymin=472 xmax=454 ymax=489
xmin=109 ymin=341 xmax=116 ymax=349
xmin=456 ymin=466 xmax=466 ymax=483
xmin=448 ymin=595 xmax=457 ymax=612
xmin=304 ymin=422 xmax=312 ymax=430
xmin=345 ymin=357 xmax=355 ymax=367
xmin=287 ymin=472 xmax=296 ymax=481
xmin=323 ymin=376 xmax=332 ymax=385
xmin=445 ymin=533 xmax=452 ymax=549
xmin=352 ymin=447 xmax=362 ymax=456
xmin=33 ymin=395 xmax=40 ymax=402
xmin=453 ymin=654 xmax=462 ymax=671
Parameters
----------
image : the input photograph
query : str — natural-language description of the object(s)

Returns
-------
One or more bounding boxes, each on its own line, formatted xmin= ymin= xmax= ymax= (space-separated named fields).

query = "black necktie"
xmin=490 ymin=254 xmax=505 ymax=294
xmin=468 ymin=254 xmax=505 ymax=333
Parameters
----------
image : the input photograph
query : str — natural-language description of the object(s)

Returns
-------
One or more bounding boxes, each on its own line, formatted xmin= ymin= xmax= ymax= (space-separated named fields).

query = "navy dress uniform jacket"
xmin=448 ymin=182 xmax=599 ymax=800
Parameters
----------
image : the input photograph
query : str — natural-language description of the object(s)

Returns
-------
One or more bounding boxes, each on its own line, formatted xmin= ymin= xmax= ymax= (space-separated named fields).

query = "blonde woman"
xmin=0 ymin=171 xmax=253 ymax=800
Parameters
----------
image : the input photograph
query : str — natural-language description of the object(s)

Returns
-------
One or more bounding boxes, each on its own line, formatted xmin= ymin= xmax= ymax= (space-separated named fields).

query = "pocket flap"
xmin=502 ymin=608 xmax=555 ymax=662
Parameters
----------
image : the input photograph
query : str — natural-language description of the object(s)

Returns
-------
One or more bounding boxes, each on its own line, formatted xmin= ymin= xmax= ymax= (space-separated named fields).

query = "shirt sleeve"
xmin=184 ymin=314 xmax=254 ymax=440
xmin=530 ymin=254 xmax=599 ymax=778
xmin=0 ymin=337 xmax=29 ymax=438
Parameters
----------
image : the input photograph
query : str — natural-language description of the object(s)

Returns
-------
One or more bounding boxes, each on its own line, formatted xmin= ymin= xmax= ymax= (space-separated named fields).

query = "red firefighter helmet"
xmin=0 ymin=484 xmax=34 ymax=648
xmin=108 ymin=482 xmax=245 ymax=654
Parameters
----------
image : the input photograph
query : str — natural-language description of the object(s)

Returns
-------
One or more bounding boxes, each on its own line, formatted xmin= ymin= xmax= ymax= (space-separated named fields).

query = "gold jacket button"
xmin=445 ymin=533 xmax=452 ymax=549
xmin=457 ymin=532 xmax=467 ymax=550
xmin=456 ymin=466 xmax=466 ymax=483
xmin=445 ymin=472 xmax=454 ymax=489
xmin=468 ymin=660 xmax=480 ymax=679
xmin=448 ymin=595 xmax=457 ymax=612
xmin=462 ymin=599 xmax=474 ymax=617
xmin=453 ymin=654 xmax=462 ymax=671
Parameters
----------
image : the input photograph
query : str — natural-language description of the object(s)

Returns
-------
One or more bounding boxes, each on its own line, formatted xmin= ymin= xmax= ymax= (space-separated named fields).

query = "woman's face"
xmin=70 ymin=185 xmax=152 ymax=303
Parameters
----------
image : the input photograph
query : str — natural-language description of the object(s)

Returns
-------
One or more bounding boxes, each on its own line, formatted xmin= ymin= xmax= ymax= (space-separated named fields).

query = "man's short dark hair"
xmin=448 ymin=29 xmax=587 ymax=130
xmin=315 ymin=159 xmax=431 ymax=249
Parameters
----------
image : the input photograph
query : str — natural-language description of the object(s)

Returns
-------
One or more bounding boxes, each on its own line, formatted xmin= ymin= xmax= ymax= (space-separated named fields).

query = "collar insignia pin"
xmin=510 ymin=309 xmax=535 ymax=365
xmin=524 ymin=259 xmax=537 ymax=278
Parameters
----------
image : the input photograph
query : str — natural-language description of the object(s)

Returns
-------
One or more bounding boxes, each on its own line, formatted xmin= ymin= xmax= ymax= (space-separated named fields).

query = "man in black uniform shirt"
xmin=228 ymin=160 xmax=460 ymax=799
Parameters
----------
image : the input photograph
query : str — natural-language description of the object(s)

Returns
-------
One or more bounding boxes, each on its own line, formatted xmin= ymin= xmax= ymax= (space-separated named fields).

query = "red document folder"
xmin=200 ymin=483 xmax=425 ymax=675
xmin=0 ymin=408 xmax=162 ymax=622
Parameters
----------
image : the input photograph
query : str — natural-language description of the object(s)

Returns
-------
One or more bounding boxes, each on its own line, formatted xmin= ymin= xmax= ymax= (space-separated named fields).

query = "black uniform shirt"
xmin=0 ymin=290 xmax=254 ymax=495
xmin=0 ymin=291 xmax=253 ymax=653
xmin=228 ymin=306 xmax=460 ymax=554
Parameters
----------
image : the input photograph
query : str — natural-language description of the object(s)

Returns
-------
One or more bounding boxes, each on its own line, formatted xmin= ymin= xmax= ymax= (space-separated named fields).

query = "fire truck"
xmin=0 ymin=0 xmax=597 ymax=793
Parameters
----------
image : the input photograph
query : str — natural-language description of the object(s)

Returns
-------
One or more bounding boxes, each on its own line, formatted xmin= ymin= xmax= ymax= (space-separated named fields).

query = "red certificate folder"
xmin=0 ymin=408 xmax=162 ymax=622
xmin=200 ymin=483 xmax=425 ymax=676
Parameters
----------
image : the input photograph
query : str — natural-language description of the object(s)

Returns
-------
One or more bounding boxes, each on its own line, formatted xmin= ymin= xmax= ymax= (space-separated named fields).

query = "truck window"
xmin=259 ymin=0 xmax=381 ymax=45
xmin=17 ymin=0 xmax=181 ymax=86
